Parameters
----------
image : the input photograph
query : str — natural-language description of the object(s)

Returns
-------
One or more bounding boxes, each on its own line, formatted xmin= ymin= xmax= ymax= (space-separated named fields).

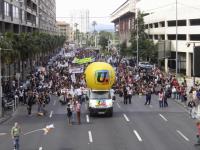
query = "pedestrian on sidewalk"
xmin=11 ymin=122 xmax=21 ymax=150
xmin=75 ymin=100 xmax=81 ymax=125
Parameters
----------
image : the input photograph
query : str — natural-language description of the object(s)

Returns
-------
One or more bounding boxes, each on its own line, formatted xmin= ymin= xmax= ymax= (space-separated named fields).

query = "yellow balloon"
xmin=85 ymin=62 xmax=116 ymax=90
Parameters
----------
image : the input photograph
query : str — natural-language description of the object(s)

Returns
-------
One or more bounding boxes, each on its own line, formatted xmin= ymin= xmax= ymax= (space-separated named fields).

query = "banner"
xmin=72 ymin=57 xmax=94 ymax=64
xmin=69 ymin=67 xmax=84 ymax=74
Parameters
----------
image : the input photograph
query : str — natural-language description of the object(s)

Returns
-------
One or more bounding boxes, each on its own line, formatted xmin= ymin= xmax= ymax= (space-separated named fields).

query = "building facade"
xmin=56 ymin=21 xmax=74 ymax=42
xmin=143 ymin=3 xmax=200 ymax=76
xmin=0 ymin=0 xmax=56 ymax=34
xmin=110 ymin=0 xmax=136 ymax=46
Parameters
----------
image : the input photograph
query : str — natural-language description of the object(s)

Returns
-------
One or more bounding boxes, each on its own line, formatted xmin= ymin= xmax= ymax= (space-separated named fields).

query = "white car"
xmin=138 ymin=62 xmax=153 ymax=69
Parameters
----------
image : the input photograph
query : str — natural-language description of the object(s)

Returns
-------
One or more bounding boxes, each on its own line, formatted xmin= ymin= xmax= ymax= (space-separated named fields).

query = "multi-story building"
xmin=38 ymin=0 xmax=56 ymax=34
xmin=0 ymin=0 xmax=56 ymax=34
xmin=143 ymin=2 xmax=200 ymax=76
xmin=70 ymin=9 xmax=89 ymax=33
xmin=56 ymin=21 xmax=74 ymax=42
xmin=110 ymin=0 xmax=136 ymax=46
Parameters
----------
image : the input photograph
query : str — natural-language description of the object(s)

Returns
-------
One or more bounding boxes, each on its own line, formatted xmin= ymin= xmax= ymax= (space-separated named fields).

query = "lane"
xmin=87 ymin=102 xmax=142 ymax=150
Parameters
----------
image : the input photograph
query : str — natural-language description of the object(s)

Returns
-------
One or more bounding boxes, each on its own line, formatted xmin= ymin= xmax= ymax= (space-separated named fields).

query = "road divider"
xmin=86 ymin=115 xmax=90 ymax=123
xmin=123 ymin=114 xmax=130 ymax=122
xmin=88 ymin=131 xmax=93 ymax=143
xmin=159 ymin=114 xmax=168 ymax=122
xmin=133 ymin=130 xmax=142 ymax=142
xmin=176 ymin=130 xmax=190 ymax=141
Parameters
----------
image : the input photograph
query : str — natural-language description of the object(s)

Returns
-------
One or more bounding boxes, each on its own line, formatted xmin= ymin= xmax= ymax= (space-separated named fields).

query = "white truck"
xmin=87 ymin=89 xmax=114 ymax=117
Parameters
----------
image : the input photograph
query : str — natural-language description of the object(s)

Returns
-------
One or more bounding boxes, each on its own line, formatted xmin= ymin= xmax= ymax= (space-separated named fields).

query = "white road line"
xmin=123 ymin=113 xmax=130 ymax=122
xmin=117 ymin=103 xmax=121 ymax=109
xmin=39 ymin=147 xmax=43 ymax=150
xmin=53 ymin=100 xmax=56 ymax=106
xmin=159 ymin=114 xmax=168 ymax=122
xmin=176 ymin=130 xmax=190 ymax=141
xmin=88 ymin=131 xmax=93 ymax=143
xmin=49 ymin=111 xmax=53 ymax=118
xmin=133 ymin=130 xmax=143 ymax=142
xmin=86 ymin=115 xmax=90 ymax=123
xmin=0 ymin=133 xmax=7 ymax=136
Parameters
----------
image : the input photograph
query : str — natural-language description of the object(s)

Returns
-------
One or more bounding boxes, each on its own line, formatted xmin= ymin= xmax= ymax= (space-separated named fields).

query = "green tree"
xmin=130 ymin=11 xmax=157 ymax=62
xmin=98 ymin=31 xmax=112 ymax=50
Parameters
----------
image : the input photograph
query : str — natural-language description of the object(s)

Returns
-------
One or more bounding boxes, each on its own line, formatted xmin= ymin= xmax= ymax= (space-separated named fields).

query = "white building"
xmin=70 ymin=9 xmax=90 ymax=33
xmin=142 ymin=2 xmax=200 ymax=76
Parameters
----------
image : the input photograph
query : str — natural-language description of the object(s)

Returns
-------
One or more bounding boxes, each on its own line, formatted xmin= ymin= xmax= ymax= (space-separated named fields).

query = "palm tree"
xmin=92 ymin=21 xmax=97 ymax=33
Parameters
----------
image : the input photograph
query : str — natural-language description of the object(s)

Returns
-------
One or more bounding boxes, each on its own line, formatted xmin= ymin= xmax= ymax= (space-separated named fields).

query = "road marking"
xmin=53 ymin=100 xmax=56 ymax=106
xmin=133 ymin=130 xmax=142 ymax=142
xmin=0 ymin=133 xmax=7 ymax=136
xmin=159 ymin=114 xmax=168 ymax=122
xmin=49 ymin=111 xmax=53 ymax=118
xmin=176 ymin=130 xmax=190 ymax=141
xmin=88 ymin=131 xmax=93 ymax=143
xmin=123 ymin=113 xmax=130 ymax=122
xmin=39 ymin=147 xmax=43 ymax=150
xmin=117 ymin=103 xmax=121 ymax=109
xmin=86 ymin=115 xmax=90 ymax=123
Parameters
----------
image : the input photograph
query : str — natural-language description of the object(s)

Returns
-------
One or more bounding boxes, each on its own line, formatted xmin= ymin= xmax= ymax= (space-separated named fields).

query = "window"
xmin=190 ymin=19 xmax=200 ymax=26
xmin=154 ymin=23 xmax=158 ymax=28
xmin=167 ymin=34 xmax=186 ymax=40
xmin=4 ymin=2 xmax=10 ymax=16
xmin=154 ymin=35 xmax=158 ymax=40
xmin=190 ymin=34 xmax=200 ymax=41
xmin=13 ymin=6 xmax=19 ymax=18
xmin=160 ymin=21 xmax=165 ymax=27
xmin=168 ymin=20 xmax=186 ymax=27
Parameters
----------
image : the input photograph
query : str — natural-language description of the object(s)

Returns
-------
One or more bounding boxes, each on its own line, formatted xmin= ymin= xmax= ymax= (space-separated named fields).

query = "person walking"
xmin=123 ymin=85 xmax=128 ymax=104
xmin=67 ymin=103 xmax=72 ymax=125
xmin=188 ymin=100 xmax=196 ymax=119
xmin=27 ymin=92 xmax=34 ymax=116
xmin=75 ymin=101 xmax=81 ymax=125
xmin=145 ymin=88 xmax=152 ymax=105
xmin=11 ymin=122 xmax=21 ymax=150
xmin=127 ymin=87 xmax=133 ymax=104
xmin=158 ymin=89 xmax=164 ymax=108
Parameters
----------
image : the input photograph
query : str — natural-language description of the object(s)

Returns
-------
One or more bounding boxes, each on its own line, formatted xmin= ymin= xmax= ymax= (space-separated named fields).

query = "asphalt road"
xmin=0 ymin=94 xmax=199 ymax=150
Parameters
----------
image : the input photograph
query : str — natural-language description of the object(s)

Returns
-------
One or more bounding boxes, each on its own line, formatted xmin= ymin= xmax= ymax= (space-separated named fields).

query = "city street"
xmin=0 ymin=94 xmax=198 ymax=150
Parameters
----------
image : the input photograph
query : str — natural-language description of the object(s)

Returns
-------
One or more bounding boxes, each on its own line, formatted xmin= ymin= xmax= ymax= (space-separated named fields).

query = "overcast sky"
xmin=56 ymin=0 xmax=200 ymax=25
